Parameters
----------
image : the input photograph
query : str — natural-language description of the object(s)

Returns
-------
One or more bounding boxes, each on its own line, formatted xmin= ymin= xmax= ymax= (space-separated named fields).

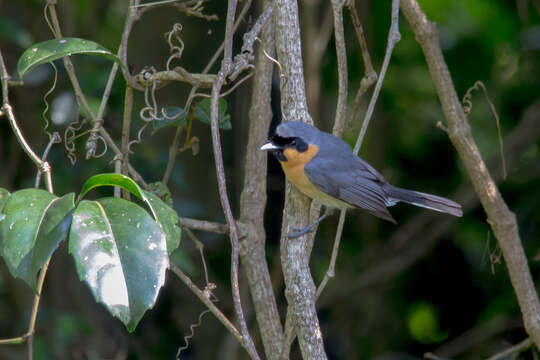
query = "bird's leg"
xmin=287 ymin=207 xmax=332 ymax=239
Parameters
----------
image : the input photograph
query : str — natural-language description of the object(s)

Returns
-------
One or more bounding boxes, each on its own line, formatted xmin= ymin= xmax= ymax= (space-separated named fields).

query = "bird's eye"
xmin=290 ymin=139 xmax=296 ymax=145
xmin=295 ymin=138 xmax=308 ymax=152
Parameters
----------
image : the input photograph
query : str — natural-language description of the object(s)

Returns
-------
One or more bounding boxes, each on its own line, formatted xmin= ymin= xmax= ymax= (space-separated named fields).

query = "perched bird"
xmin=261 ymin=121 xmax=462 ymax=234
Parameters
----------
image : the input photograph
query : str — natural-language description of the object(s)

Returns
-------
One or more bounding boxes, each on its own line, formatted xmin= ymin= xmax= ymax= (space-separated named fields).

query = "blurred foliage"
xmin=0 ymin=0 xmax=539 ymax=359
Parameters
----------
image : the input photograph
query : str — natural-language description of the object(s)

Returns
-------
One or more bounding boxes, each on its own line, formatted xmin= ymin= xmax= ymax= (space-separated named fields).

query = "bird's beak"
xmin=260 ymin=141 xmax=280 ymax=151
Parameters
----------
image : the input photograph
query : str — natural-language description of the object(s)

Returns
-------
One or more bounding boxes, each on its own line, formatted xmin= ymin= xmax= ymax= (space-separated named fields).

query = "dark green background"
xmin=0 ymin=0 xmax=539 ymax=359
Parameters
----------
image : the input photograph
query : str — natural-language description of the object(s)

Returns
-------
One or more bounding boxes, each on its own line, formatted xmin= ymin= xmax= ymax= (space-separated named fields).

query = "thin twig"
xmin=354 ymin=0 xmax=400 ymax=154
xmin=161 ymin=0 xmax=253 ymax=187
xmin=485 ymin=337 xmax=534 ymax=360
xmin=209 ymin=0 xmax=260 ymax=358
xmin=346 ymin=0 xmax=377 ymax=128
xmin=170 ymin=265 xmax=243 ymax=345
xmin=317 ymin=0 xmax=401 ymax=309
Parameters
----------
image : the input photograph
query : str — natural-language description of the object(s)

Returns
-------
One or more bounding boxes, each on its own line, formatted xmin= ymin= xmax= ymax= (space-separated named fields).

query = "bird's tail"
xmin=383 ymin=184 xmax=463 ymax=217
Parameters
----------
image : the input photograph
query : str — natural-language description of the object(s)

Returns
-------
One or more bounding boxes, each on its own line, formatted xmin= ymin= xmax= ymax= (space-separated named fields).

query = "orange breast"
xmin=279 ymin=145 xmax=352 ymax=208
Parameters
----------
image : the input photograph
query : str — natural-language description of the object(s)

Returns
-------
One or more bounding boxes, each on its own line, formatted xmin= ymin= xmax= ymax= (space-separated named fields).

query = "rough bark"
xmin=274 ymin=0 xmax=327 ymax=358
xmin=239 ymin=9 xmax=284 ymax=359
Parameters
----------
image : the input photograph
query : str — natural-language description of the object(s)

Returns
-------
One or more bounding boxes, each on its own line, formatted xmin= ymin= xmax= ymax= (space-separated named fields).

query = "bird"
xmin=260 ymin=121 xmax=462 ymax=237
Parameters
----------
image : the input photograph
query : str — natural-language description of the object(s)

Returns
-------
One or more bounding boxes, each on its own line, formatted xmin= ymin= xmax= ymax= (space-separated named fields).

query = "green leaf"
xmin=0 ymin=190 xmax=75 ymax=291
xmin=79 ymin=173 xmax=145 ymax=201
xmin=142 ymin=190 xmax=180 ymax=254
xmin=17 ymin=38 xmax=126 ymax=80
xmin=79 ymin=174 xmax=180 ymax=254
xmin=27 ymin=193 xmax=75 ymax=291
xmin=152 ymin=106 xmax=188 ymax=132
xmin=0 ymin=17 xmax=33 ymax=48
xmin=194 ymin=98 xmax=232 ymax=130
xmin=148 ymin=181 xmax=173 ymax=207
xmin=407 ymin=300 xmax=449 ymax=344
xmin=69 ymin=198 xmax=168 ymax=331
xmin=0 ymin=188 xmax=10 ymax=211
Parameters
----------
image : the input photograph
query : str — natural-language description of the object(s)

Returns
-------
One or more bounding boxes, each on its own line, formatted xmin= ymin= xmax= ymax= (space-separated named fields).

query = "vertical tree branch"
xmin=274 ymin=0 xmax=327 ymax=358
xmin=400 ymin=0 xmax=540 ymax=348
xmin=331 ymin=0 xmax=348 ymax=137
xmin=238 ymin=6 xmax=284 ymax=359
xmin=209 ymin=0 xmax=260 ymax=358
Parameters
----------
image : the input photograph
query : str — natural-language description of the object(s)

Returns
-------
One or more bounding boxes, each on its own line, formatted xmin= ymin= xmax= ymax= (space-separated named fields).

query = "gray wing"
xmin=304 ymin=150 xmax=396 ymax=223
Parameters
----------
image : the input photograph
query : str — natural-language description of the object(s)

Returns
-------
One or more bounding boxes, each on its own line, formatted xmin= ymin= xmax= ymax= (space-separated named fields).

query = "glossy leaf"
xmin=17 ymin=38 xmax=125 ymax=80
xmin=69 ymin=198 xmax=168 ymax=331
xmin=79 ymin=173 xmax=145 ymax=201
xmin=0 ymin=190 xmax=75 ymax=291
xmin=142 ymin=190 xmax=180 ymax=254
xmin=79 ymin=174 xmax=180 ymax=252
xmin=194 ymin=98 xmax=232 ymax=130
xmin=152 ymin=106 xmax=188 ymax=132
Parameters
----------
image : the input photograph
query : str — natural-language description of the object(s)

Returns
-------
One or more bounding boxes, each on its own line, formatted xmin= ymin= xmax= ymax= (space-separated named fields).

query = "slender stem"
xmin=162 ymin=126 xmax=183 ymax=185
xmin=178 ymin=217 xmax=228 ymax=234
xmin=331 ymin=0 xmax=348 ymax=137
xmin=170 ymin=265 xmax=243 ymax=345
xmin=353 ymin=0 xmax=400 ymax=154
xmin=485 ymin=338 xmax=533 ymax=360
xmin=209 ymin=0 xmax=259 ymax=358
xmin=121 ymin=85 xmax=134 ymax=199
xmin=347 ymin=0 xmax=377 ymax=127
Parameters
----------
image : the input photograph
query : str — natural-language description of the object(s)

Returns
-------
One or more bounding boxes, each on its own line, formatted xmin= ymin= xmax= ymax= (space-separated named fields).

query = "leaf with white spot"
xmin=69 ymin=198 xmax=168 ymax=331
xmin=79 ymin=174 xmax=181 ymax=254
xmin=17 ymin=38 xmax=125 ymax=80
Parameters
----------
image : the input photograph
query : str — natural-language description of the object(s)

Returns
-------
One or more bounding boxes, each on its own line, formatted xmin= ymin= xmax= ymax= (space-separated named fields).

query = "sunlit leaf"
xmin=79 ymin=175 xmax=180 ymax=253
xmin=0 ymin=190 xmax=75 ymax=291
xmin=69 ymin=198 xmax=168 ymax=331
xmin=17 ymin=38 xmax=125 ymax=80
xmin=194 ymin=98 xmax=232 ymax=130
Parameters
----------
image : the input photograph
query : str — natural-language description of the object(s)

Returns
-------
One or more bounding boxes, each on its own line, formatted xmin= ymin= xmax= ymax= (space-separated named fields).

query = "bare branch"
xmin=354 ymin=0 xmax=400 ymax=154
xmin=179 ymin=217 xmax=229 ymax=234
xmin=274 ymin=0 xmax=326 ymax=357
xmin=346 ymin=0 xmax=377 ymax=127
xmin=238 ymin=7 xmax=283 ymax=358
xmin=401 ymin=0 xmax=540 ymax=347
xmin=485 ymin=337 xmax=534 ymax=360
xmin=170 ymin=265 xmax=243 ymax=345
xmin=209 ymin=0 xmax=260 ymax=358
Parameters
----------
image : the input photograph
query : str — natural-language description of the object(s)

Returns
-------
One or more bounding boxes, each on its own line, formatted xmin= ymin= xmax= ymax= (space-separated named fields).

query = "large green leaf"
xmin=80 ymin=174 xmax=180 ymax=253
xmin=142 ymin=190 xmax=180 ymax=254
xmin=0 ymin=190 xmax=75 ymax=291
xmin=17 ymin=38 xmax=126 ymax=80
xmin=69 ymin=198 xmax=168 ymax=331
xmin=194 ymin=98 xmax=232 ymax=130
